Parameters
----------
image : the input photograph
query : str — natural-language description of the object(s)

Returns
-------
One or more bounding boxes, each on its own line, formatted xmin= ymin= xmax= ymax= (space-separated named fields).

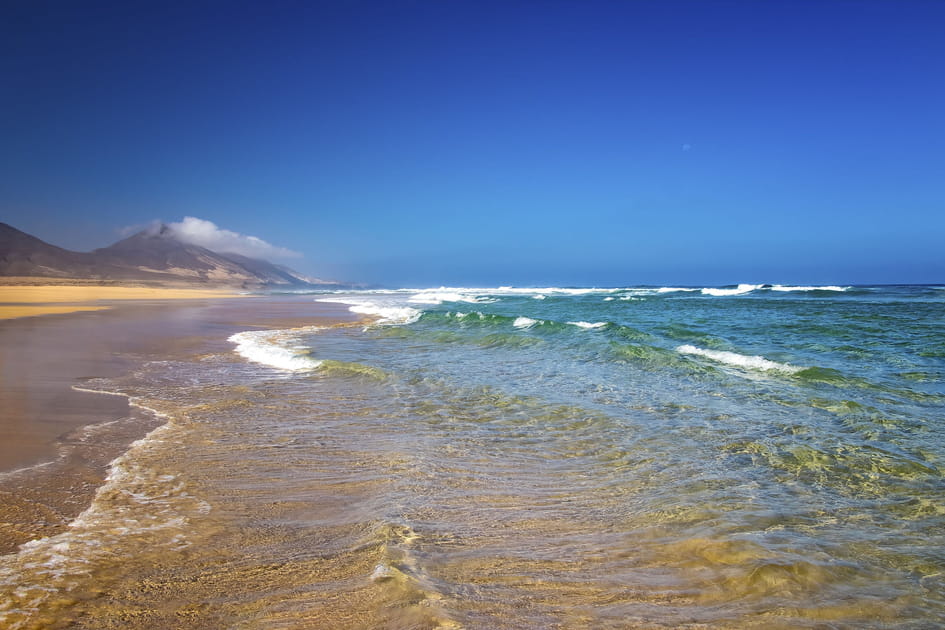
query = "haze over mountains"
xmin=0 ymin=222 xmax=345 ymax=289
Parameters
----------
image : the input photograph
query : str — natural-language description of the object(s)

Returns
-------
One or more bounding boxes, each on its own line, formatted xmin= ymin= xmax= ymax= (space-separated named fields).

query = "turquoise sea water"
xmin=2 ymin=284 xmax=944 ymax=628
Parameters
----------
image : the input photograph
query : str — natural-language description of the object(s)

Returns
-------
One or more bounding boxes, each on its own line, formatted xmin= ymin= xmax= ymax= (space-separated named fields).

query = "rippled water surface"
xmin=2 ymin=285 xmax=944 ymax=628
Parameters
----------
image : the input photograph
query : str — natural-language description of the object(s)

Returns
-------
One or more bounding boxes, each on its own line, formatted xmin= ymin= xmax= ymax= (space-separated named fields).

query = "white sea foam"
xmin=769 ymin=285 xmax=849 ymax=292
xmin=317 ymin=297 xmax=422 ymax=325
xmin=71 ymin=386 xmax=129 ymax=397
xmin=567 ymin=321 xmax=608 ymax=330
xmin=229 ymin=328 xmax=323 ymax=371
xmin=349 ymin=303 xmax=422 ymax=324
xmin=482 ymin=287 xmax=610 ymax=296
xmin=408 ymin=291 xmax=496 ymax=305
xmin=399 ymin=286 xmax=622 ymax=297
xmin=513 ymin=317 xmax=540 ymax=329
xmin=0 ymin=397 xmax=205 ymax=626
xmin=316 ymin=287 xmax=650 ymax=307
xmin=701 ymin=284 xmax=763 ymax=296
xmin=0 ymin=458 xmax=55 ymax=481
xmin=338 ymin=285 xmax=852 ymax=300
xmin=676 ymin=344 xmax=802 ymax=373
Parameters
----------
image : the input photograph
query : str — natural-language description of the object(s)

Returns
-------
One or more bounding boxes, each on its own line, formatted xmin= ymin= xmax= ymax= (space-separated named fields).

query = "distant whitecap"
xmin=513 ymin=317 xmax=540 ymax=329
xmin=701 ymin=284 xmax=763 ymax=296
xmin=676 ymin=344 xmax=801 ymax=373
xmin=567 ymin=321 xmax=608 ymax=330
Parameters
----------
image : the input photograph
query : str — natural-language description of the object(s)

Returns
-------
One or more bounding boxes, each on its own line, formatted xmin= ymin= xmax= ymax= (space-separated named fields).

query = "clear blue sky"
xmin=2 ymin=0 xmax=943 ymax=286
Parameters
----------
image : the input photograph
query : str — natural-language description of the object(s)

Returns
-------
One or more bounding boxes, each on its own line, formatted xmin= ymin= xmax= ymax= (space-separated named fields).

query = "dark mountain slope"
xmin=0 ymin=222 xmax=342 ymax=288
xmin=0 ymin=222 xmax=117 ymax=278
xmin=92 ymin=227 xmax=263 ymax=285
xmin=214 ymin=252 xmax=312 ymax=286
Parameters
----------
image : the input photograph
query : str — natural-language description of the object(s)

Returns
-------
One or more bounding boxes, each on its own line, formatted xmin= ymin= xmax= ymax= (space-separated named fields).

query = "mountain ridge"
xmin=0 ymin=222 xmax=345 ymax=289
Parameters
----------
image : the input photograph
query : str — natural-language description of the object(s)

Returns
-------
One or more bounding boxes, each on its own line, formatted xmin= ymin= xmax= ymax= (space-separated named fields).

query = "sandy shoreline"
xmin=0 ymin=294 xmax=357 ymax=554
xmin=0 ymin=283 xmax=245 ymax=320
xmin=0 ymin=304 xmax=111 ymax=319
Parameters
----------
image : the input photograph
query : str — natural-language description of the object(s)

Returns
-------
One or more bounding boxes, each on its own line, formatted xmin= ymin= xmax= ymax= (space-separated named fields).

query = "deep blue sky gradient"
xmin=2 ymin=0 xmax=943 ymax=286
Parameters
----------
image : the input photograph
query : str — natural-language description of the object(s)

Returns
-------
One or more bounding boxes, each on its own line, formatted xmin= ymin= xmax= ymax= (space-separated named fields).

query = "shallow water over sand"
xmin=2 ymin=287 xmax=943 ymax=628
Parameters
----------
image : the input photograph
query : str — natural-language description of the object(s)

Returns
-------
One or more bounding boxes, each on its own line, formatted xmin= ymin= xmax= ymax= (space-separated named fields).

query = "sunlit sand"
xmin=0 ymin=283 xmax=246 ymax=319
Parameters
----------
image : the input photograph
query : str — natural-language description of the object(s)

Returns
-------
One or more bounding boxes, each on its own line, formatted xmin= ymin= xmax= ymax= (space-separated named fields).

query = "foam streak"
xmin=676 ymin=344 xmax=802 ymax=373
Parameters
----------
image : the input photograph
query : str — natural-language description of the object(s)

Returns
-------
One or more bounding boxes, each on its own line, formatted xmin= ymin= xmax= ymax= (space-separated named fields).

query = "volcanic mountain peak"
xmin=96 ymin=227 xmax=240 ymax=271
xmin=0 ymin=222 xmax=342 ymax=288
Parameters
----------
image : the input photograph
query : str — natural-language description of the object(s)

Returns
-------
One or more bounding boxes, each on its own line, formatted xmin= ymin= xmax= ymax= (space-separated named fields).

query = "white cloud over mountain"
xmin=164 ymin=217 xmax=301 ymax=260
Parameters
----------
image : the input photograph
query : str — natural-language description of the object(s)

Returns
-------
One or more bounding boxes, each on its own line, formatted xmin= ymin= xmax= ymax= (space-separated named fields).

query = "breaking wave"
xmin=229 ymin=327 xmax=323 ymax=371
xmin=770 ymin=285 xmax=849 ymax=292
xmin=513 ymin=317 xmax=541 ymax=329
xmin=317 ymin=298 xmax=422 ymax=325
xmin=701 ymin=284 xmax=764 ymax=297
xmin=407 ymin=291 xmax=497 ymax=305
xmin=567 ymin=321 xmax=608 ymax=330
xmin=676 ymin=344 xmax=803 ymax=374
xmin=653 ymin=285 xmax=850 ymax=297
xmin=657 ymin=287 xmax=700 ymax=294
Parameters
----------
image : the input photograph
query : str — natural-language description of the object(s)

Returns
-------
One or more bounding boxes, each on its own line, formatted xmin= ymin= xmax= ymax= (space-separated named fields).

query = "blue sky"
xmin=2 ymin=0 xmax=943 ymax=286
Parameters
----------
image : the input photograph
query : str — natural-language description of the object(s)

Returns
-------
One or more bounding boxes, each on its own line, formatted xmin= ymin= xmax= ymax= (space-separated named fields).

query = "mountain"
xmin=219 ymin=253 xmax=332 ymax=286
xmin=0 ymin=221 xmax=113 ymax=278
xmin=91 ymin=226 xmax=269 ymax=285
xmin=0 ymin=222 xmax=343 ymax=289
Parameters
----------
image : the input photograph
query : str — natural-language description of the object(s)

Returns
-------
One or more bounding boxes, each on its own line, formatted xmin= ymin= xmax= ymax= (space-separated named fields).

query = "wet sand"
xmin=0 ymin=305 xmax=110 ymax=319
xmin=0 ymin=295 xmax=356 ymax=554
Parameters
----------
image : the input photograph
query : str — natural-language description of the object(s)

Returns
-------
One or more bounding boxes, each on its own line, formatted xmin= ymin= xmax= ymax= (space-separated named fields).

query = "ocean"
xmin=2 ymin=284 xmax=944 ymax=628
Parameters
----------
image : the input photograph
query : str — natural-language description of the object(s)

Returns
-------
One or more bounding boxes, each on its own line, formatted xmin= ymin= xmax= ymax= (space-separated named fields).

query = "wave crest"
xmin=229 ymin=328 xmax=324 ymax=371
xmin=567 ymin=321 xmax=608 ymax=330
xmin=408 ymin=291 xmax=496 ymax=305
xmin=676 ymin=344 xmax=802 ymax=373
xmin=770 ymin=285 xmax=849 ymax=292
xmin=513 ymin=317 xmax=541 ymax=329
xmin=317 ymin=298 xmax=422 ymax=325
xmin=701 ymin=284 xmax=763 ymax=297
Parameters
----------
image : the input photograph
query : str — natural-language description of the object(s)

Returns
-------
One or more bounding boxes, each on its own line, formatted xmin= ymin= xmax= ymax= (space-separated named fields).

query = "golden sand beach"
xmin=0 ymin=282 xmax=245 ymax=320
